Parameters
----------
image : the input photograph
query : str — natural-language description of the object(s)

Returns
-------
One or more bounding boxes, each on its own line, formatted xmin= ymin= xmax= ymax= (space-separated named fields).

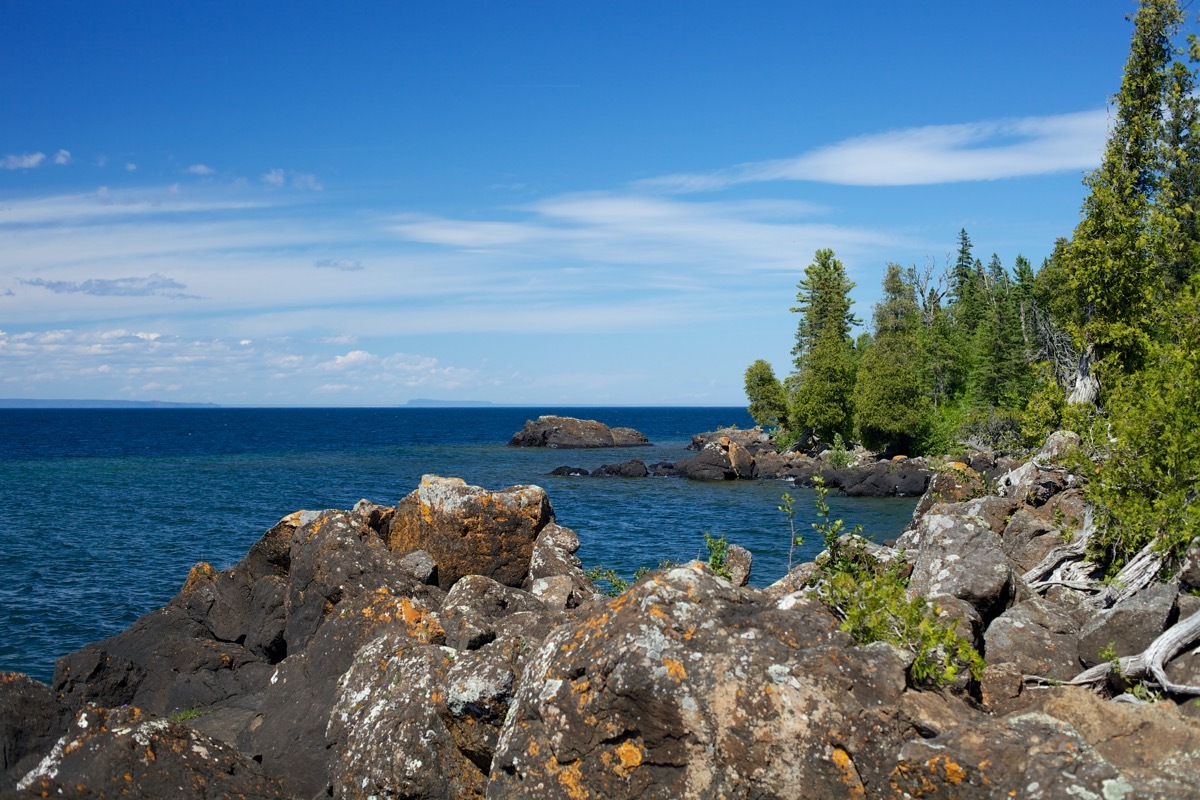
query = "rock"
xmin=549 ymin=465 xmax=590 ymax=476
xmin=1179 ymin=542 xmax=1200 ymax=592
xmin=236 ymin=587 xmax=446 ymax=798
xmin=439 ymin=575 xmax=549 ymax=652
xmin=488 ymin=564 xmax=933 ymax=799
xmin=0 ymin=673 xmax=71 ymax=788
xmin=951 ymin=494 xmax=1020 ymax=535
xmin=791 ymin=459 xmax=931 ymax=497
xmin=330 ymin=639 xmax=515 ymax=800
xmin=524 ymin=522 xmax=599 ymax=609
xmin=902 ymin=511 xmax=1019 ymax=624
xmin=387 ymin=475 xmax=553 ymax=590
xmin=508 ymin=416 xmax=650 ymax=448
xmin=984 ymin=597 xmax=1083 ymax=682
xmin=999 ymin=507 xmax=1063 ymax=572
xmin=750 ymin=448 xmax=789 ymax=478
xmin=591 ymin=458 xmax=649 ymax=478
xmin=909 ymin=464 xmax=989 ymax=524
xmin=1077 ymin=582 xmax=1179 ymax=667
xmin=14 ymin=705 xmax=288 ymax=799
xmin=397 ymin=548 xmax=439 ymax=584
xmin=687 ymin=426 xmax=773 ymax=454
xmin=894 ymin=686 xmax=1200 ymax=798
xmin=673 ymin=438 xmax=756 ymax=481
xmin=725 ymin=543 xmax=752 ymax=587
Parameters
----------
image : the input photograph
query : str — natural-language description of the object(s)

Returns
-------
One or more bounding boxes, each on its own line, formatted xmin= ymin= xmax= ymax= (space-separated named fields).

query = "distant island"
xmin=0 ymin=399 xmax=221 ymax=409
xmin=404 ymin=398 xmax=495 ymax=407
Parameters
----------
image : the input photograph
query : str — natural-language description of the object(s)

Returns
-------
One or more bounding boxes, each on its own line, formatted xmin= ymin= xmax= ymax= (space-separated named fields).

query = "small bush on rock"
xmin=805 ymin=479 xmax=986 ymax=686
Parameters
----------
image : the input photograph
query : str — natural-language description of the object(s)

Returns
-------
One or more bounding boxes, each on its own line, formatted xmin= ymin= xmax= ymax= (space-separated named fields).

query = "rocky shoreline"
xmin=4 ymin=433 xmax=1200 ymax=798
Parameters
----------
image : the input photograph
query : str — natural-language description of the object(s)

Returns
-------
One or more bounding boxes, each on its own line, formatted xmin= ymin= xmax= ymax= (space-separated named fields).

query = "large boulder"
xmin=673 ymin=437 xmax=756 ymax=481
xmin=508 ymin=416 xmax=651 ymax=448
xmin=900 ymin=510 xmax=1020 ymax=624
xmin=793 ymin=460 xmax=931 ymax=498
xmin=487 ymin=564 xmax=942 ymax=799
xmin=329 ymin=639 xmax=515 ymax=800
xmin=387 ymin=475 xmax=553 ymax=590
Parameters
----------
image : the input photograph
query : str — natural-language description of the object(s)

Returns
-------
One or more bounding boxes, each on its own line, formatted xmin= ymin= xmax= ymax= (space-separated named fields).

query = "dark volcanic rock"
xmin=591 ymin=458 xmax=649 ymax=478
xmin=386 ymin=475 xmax=552 ymax=590
xmin=0 ymin=673 xmax=71 ymax=788
xmin=508 ymin=416 xmax=651 ymax=448
xmin=488 ymin=564 xmax=931 ymax=799
xmin=330 ymin=639 xmax=515 ymax=800
xmin=549 ymin=465 xmax=590 ymax=476
xmin=984 ymin=597 xmax=1083 ymax=682
xmin=900 ymin=510 xmax=1019 ymax=624
xmin=791 ymin=459 xmax=931 ymax=497
xmin=13 ymin=705 xmax=288 ymax=799
xmin=1077 ymin=582 xmax=1178 ymax=667
xmin=525 ymin=523 xmax=599 ymax=611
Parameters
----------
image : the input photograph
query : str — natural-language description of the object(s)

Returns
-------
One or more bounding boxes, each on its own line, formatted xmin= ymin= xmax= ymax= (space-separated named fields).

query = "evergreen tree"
xmin=743 ymin=360 xmax=789 ymax=428
xmin=854 ymin=265 xmax=929 ymax=452
xmin=1061 ymin=0 xmax=1188 ymax=386
xmin=790 ymin=249 xmax=859 ymax=441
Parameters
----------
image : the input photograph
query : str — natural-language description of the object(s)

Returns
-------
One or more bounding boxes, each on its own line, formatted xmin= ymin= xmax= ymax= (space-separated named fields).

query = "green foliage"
xmin=703 ymin=532 xmax=732 ymax=579
xmin=1057 ymin=0 xmax=1192 ymax=375
xmin=1086 ymin=282 xmax=1200 ymax=573
xmin=790 ymin=249 xmax=859 ymax=441
xmin=854 ymin=264 xmax=929 ymax=452
xmin=779 ymin=491 xmax=802 ymax=571
xmin=773 ymin=426 xmax=803 ymax=453
xmin=584 ymin=565 xmax=630 ymax=597
xmin=168 ymin=707 xmax=205 ymax=723
xmin=826 ymin=433 xmax=852 ymax=469
xmin=791 ymin=334 xmax=857 ymax=442
xmin=959 ymin=407 xmax=1022 ymax=452
xmin=1020 ymin=363 xmax=1067 ymax=447
xmin=805 ymin=480 xmax=985 ymax=686
xmin=915 ymin=399 xmax=970 ymax=457
xmin=744 ymin=359 xmax=789 ymax=429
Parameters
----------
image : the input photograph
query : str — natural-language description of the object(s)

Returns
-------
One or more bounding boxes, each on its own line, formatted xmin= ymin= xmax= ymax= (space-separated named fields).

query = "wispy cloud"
xmin=125 ymin=162 xmax=137 ymax=172
xmin=641 ymin=109 xmax=1108 ymax=191
xmin=314 ymin=257 xmax=363 ymax=271
xmin=53 ymin=149 xmax=71 ymax=165
xmin=263 ymin=168 xmax=286 ymax=187
xmin=2 ymin=152 xmax=46 ymax=170
xmin=390 ymin=193 xmax=895 ymax=272
xmin=19 ymin=273 xmax=199 ymax=299
xmin=187 ymin=163 xmax=214 ymax=175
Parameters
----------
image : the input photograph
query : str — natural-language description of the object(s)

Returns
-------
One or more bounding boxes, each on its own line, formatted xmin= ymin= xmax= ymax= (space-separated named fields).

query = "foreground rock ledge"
xmin=4 ymin=466 xmax=1200 ymax=799
xmin=508 ymin=415 xmax=651 ymax=448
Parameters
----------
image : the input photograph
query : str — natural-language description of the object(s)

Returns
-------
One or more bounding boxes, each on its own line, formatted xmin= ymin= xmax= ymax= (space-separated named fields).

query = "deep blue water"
xmin=0 ymin=407 xmax=916 ymax=683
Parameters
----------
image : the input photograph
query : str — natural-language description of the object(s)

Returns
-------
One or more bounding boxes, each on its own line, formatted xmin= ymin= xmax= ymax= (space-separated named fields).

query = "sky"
xmin=0 ymin=1 xmax=1169 ymax=406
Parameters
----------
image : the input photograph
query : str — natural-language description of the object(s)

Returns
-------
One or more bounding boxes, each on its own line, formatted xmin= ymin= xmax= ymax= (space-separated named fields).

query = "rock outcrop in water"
xmin=4 ymin=447 xmax=1200 ymax=798
xmin=507 ymin=415 xmax=651 ymax=448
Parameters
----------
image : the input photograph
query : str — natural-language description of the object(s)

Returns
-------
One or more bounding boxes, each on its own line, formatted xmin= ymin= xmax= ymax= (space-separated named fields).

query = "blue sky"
xmin=0 ymin=1 xmax=1157 ymax=405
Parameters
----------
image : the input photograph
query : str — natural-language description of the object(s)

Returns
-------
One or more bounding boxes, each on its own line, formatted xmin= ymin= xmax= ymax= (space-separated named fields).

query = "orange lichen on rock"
xmin=830 ymin=747 xmax=866 ymax=799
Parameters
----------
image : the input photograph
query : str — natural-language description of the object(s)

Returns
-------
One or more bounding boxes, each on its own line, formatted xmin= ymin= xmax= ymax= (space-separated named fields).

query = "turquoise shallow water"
xmin=0 ymin=407 xmax=916 ymax=683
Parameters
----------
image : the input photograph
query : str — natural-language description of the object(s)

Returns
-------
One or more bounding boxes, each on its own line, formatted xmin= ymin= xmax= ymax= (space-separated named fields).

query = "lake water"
xmin=0 ymin=407 xmax=916 ymax=683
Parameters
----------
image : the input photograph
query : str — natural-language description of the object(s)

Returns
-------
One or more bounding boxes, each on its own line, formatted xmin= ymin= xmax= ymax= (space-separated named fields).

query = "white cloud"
xmin=125 ymin=162 xmax=137 ymax=172
xmin=292 ymin=172 xmax=323 ymax=191
xmin=187 ymin=163 xmax=214 ymax=175
xmin=314 ymin=257 xmax=363 ymax=271
xmin=2 ymin=152 xmax=46 ymax=170
xmin=641 ymin=109 xmax=1109 ymax=190
xmin=321 ymin=349 xmax=376 ymax=369
xmin=262 ymin=169 xmax=286 ymax=187
xmin=53 ymin=150 xmax=71 ymax=165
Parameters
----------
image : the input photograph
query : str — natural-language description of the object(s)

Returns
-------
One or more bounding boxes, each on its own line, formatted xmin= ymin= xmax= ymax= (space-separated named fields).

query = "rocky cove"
xmin=3 ymin=424 xmax=1200 ymax=799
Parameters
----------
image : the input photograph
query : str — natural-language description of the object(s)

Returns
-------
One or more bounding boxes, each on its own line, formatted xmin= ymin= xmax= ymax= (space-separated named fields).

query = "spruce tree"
xmin=1061 ymin=0 xmax=1187 ymax=389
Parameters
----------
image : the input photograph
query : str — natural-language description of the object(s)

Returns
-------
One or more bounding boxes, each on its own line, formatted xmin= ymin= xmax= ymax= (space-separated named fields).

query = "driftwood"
xmin=1045 ymin=609 xmax=1200 ymax=696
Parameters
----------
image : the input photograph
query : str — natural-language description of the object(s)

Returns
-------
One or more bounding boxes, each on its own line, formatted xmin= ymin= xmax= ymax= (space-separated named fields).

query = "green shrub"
xmin=826 ymin=432 xmax=852 ymax=468
xmin=703 ymin=532 xmax=732 ymax=579
xmin=805 ymin=479 xmax=985 ymax=686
